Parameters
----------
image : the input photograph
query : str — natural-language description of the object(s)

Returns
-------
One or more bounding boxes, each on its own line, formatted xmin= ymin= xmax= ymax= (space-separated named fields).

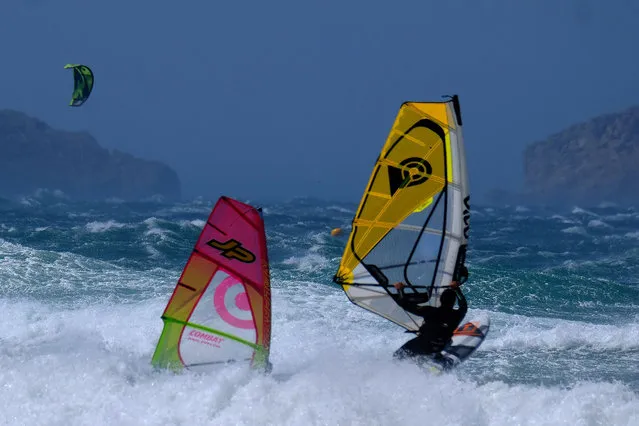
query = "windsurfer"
xmin=392 ymin=267 xmax=468 ymax=367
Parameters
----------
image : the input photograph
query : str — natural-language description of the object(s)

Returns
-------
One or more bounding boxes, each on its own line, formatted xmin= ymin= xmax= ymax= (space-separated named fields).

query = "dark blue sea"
xmin=1 ymin=193 xmax=637 ymax=425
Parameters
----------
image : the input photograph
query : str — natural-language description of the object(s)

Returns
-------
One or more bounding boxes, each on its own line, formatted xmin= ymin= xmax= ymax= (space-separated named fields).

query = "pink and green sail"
xmin=151 ymin=196 xmax=271 ymax=372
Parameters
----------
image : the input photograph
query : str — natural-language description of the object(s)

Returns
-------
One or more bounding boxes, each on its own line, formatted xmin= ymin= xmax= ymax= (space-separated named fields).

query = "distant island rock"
xmin=524 ymin=105 xmax=639 ymax=205
xmin=0 ymin=110 xmax=181 ymax=201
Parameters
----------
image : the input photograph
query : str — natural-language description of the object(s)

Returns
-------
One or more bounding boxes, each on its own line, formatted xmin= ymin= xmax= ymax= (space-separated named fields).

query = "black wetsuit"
xmin=393 ymin=287 xmax=468 ymax=361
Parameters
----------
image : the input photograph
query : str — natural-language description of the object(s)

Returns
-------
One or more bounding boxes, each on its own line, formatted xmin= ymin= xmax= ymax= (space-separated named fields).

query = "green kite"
xmin=64 ymin=64 xmax=94 ymax=107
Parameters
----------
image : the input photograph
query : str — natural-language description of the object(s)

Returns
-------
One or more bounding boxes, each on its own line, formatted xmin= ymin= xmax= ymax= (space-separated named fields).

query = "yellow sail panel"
xmin=446 ymin=135 xmax=453 ymax=183
xmin=405 ymin=101 xmax=456 ymax=183
xmin=409 ymin=102 xmax=453 ymax=130
xmin=164 ymin=253 xmax=218 ymax=319
xmin=337 ymin=102 xmax=450 ymax=285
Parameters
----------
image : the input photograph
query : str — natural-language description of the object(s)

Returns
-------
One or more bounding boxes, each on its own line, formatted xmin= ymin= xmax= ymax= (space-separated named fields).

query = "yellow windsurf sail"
xmin=333 ymin=95 xmax=470 ymax=331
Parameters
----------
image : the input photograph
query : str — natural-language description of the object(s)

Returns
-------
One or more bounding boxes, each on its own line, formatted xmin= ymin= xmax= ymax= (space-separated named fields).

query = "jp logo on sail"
xmin=206 ymin=238 xmax=256 ymax=263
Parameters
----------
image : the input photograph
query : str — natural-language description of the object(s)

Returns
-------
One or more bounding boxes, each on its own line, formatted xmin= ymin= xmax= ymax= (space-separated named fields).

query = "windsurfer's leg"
xmin=431 ymin=353 xmax=455 ymax=371
xmin=393 ymin=336 xmax=435 ymax=360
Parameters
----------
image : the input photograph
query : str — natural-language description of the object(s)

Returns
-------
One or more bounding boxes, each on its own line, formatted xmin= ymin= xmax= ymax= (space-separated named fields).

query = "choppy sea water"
xmin=0 ymin=195 xmax=637 ymax=425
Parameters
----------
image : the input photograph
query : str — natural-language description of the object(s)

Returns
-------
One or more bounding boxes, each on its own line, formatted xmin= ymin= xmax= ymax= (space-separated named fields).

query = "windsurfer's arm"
xmin=394 ymin=285 xmax=414 ymax=311
xmin=394 ymin=282 xmax=425 ymax=304
xmin=393 ymin=282 xmax=432 ymax=317
xmin=394 ymin=282 xmax=407 ymax=298
xmin=455 ymin=288 xmax=468 ymax=317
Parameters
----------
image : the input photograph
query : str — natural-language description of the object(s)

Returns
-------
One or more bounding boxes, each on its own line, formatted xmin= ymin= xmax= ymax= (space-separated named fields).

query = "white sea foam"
xmin=85 ymin=220 xmax=128 ymax=233
xmin=484 ymin=312 xmax=639 ymax=351
xmin=281 ymin=252 xmax=331 ymax=273
xmin=572 ymin=206 xmax=599 ymax=217
xmin=587 ymin=219 xmax=612 ymax=229
xmin=326 ymin=205 xmax=354 ymax=214
xmin=142 ymin=217 xmax=175 ymax=241
xmin=178 ymin=219 xmax=206 ymax=229
xmin=1 ymin=292 xmax=637 ymax=426
xmin=561 ymin=226 xmax=588 ymax=235
xmin=551 ymin=214 xmax=577 ymax=224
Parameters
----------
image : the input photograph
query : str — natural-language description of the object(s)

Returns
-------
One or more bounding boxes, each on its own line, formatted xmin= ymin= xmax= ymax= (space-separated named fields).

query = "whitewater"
xmin=0 ymin=196 xmax=638 ymax=425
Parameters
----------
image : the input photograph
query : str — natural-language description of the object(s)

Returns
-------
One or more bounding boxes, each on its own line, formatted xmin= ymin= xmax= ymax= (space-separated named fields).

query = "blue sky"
xmin=1 ymin=0 xmax=638 ymax=202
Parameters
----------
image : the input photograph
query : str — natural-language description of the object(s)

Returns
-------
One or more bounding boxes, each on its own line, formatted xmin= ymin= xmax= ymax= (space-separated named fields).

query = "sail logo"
xmin=387 ymin=157 xmax=433 ymax=196
xmin=206 ymin=238 xmax=256 ymax=263
xmin=463 ymin=196 xmax=470 ymax=239
xmin=214 ymin=275 xmax=256 ymax=330
xmin=187 ymin=329 xmax=225 ymax=347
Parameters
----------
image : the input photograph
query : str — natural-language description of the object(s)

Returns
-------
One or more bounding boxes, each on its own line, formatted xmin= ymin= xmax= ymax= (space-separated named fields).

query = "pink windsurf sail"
xmin=151 ymin=196 xmax=271 ymax=372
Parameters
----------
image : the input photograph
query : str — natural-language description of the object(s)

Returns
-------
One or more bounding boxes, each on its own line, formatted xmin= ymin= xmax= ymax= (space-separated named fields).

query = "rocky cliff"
xmin=0 ymin=110 xmax=181 ymax=201
xmin=524 ymin=106 xmax=639 ymax=204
